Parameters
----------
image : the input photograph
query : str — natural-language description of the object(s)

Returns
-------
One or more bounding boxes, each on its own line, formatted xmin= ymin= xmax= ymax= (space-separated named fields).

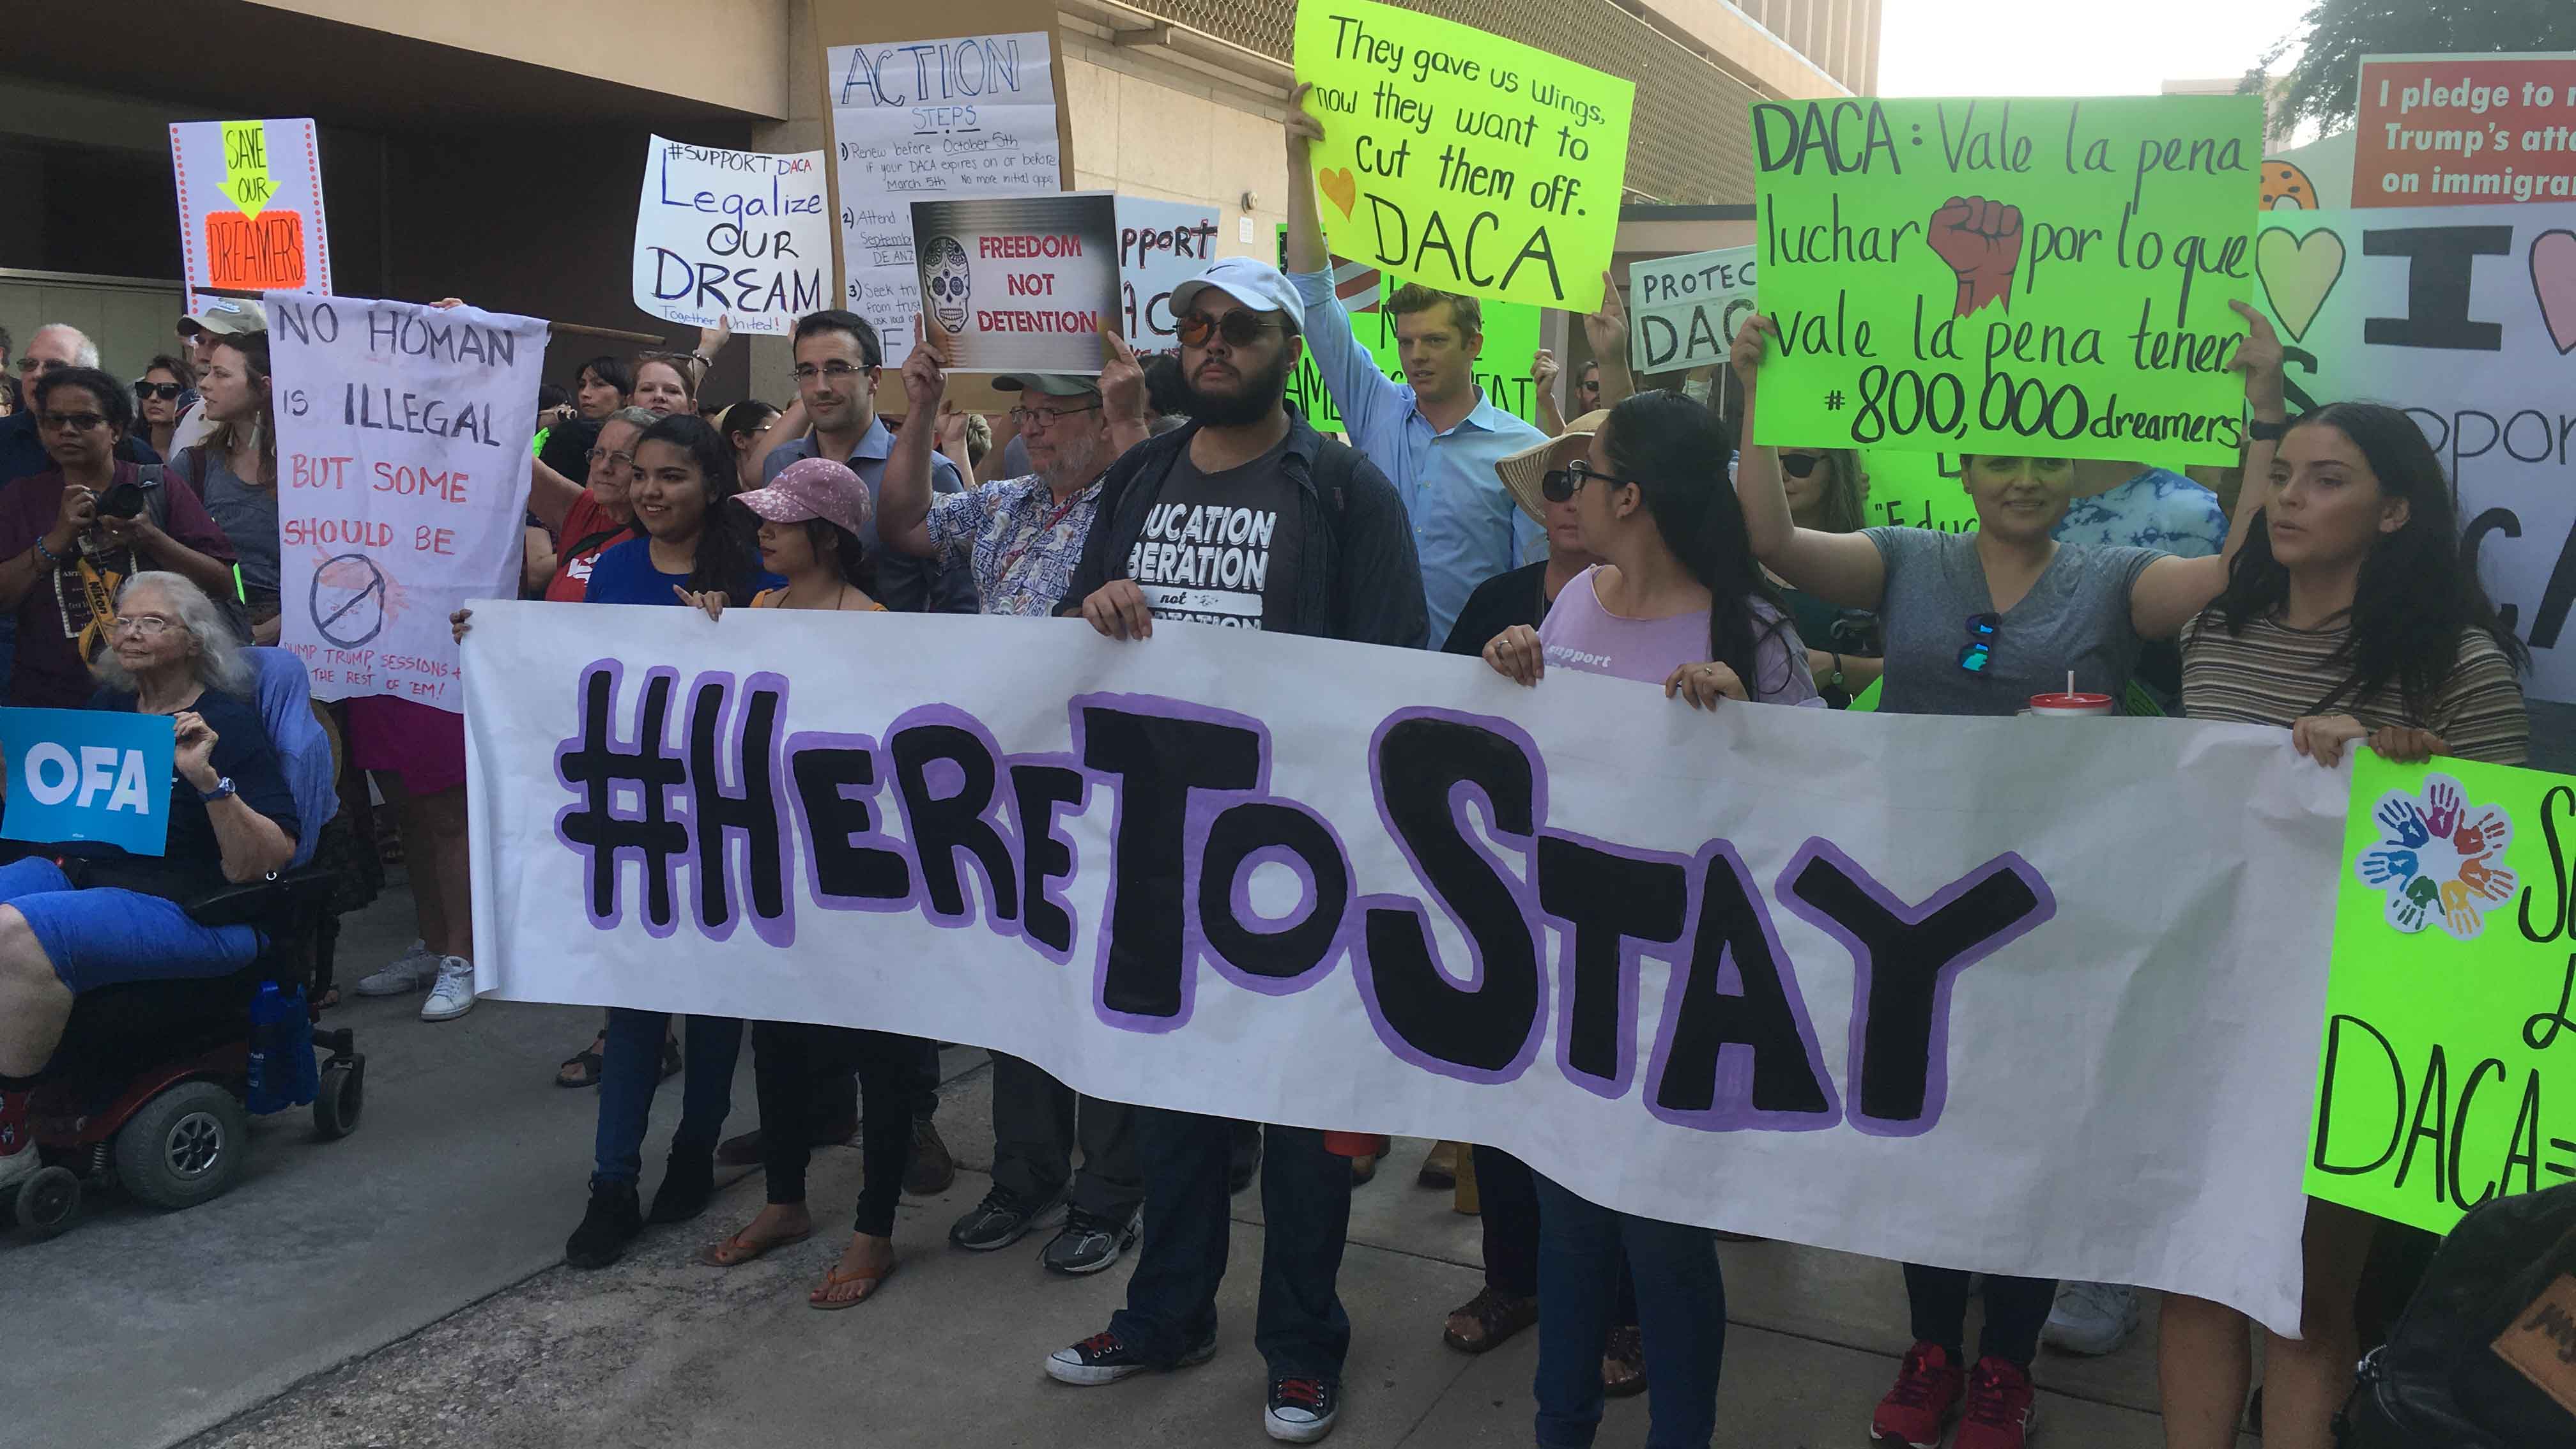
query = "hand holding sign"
xmin=903 ymin=314 xmax=953 ymax=418
xmin=2226 ymin=299 xmax=2287 ymax=418
xmin=1098 ymin=323 xmax=1147 ymax=425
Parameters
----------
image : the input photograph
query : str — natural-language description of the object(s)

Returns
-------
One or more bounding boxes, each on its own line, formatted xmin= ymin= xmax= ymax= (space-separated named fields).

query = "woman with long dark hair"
xmin=716 ymin=398 xmax=782 ymax=491
xmin=170 ymin=332 xmax=278 ymax=639
xmin=1481 ymin=391 xmax=1816 ymax=1449
xmin=2159 ymin=402 xmax=2526 ymax=1449
xmin=134 ymin=354 xmax=196 ymax=461
xmin=581 ymin=413 xmax=769 ymax=608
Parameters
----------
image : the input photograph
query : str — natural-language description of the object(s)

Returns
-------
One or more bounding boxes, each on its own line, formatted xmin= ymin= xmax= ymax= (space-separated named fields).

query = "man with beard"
xmin=1043 ymin=256 xmax=1422 ymax=1445
xmin=877 ymin=321 xmax=1159 ymax=1274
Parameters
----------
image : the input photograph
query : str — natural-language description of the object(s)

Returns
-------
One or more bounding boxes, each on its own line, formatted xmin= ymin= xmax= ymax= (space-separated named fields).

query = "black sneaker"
xmin=1044 ymin=1326 xmax=1218 ymax=1386
xmin=948 ymin=1184 xmax=1062 ymax=1251
xmin=564 ymin=1180 xmax=643 ymax=1269
xmin=645 ymin=1151 xmax=715 ymax=1225
xmin=1039 ymin=1205 xmax=1141 ymax=1275
xmin=904 ymin=1114 xmax=957 ymax=1195
xmin=1265 ymin=1376 xmax=1340 ymax=1443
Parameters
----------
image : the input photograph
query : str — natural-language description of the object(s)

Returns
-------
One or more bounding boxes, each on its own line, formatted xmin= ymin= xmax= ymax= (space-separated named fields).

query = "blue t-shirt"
xmin=2054 ymin=468 xmax=2227 ymax=558
xmin=581 ymin=536 xmax=782 ymax=606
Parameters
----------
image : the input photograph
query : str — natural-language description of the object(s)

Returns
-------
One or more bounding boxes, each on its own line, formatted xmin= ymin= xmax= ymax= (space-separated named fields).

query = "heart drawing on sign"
xmin=2531 ymin=229 xmax=2576 ymax=355
xmin=1318 ymin=167 xmax=1358 ymax=218
xmin=2255 ymin=227 xmax=2345 ymax=344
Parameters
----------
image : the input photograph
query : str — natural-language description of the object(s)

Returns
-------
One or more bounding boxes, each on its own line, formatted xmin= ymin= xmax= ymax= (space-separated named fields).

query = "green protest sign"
xmin=1292 ymin=0 xmax=1634 ymax=312
xmin=1855 ymin=448 xmax=1975 ymax=533
xmin=2311 ymin=753 xmax=2575 ymax=1234
xmin=1276 ymin=229 xmax=1544 ymax=432
xmin=1751 ymin=96 xmax=2263 ymax=467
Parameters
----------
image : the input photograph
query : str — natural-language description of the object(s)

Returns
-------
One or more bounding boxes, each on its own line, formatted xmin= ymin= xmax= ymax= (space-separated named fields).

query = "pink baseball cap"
xmin=733 ymin=456 xmax=873 ymax=537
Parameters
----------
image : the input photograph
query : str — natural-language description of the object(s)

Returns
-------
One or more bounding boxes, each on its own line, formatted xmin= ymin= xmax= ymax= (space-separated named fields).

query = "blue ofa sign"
xmin=0 ymin=708 xmax=174 ymax=856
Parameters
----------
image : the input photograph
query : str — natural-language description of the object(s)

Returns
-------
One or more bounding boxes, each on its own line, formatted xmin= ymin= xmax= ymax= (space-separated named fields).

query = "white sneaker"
xmin=2042 ymin=1280 xmax=2141 ymax=1356
xmin=420 ymin=956 xmax=477 ymax=1022
xmin=355 ymin=939 xmax=438 ymax=996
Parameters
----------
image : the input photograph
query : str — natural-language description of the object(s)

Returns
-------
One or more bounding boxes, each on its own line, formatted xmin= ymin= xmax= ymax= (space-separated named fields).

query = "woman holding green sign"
xmin=1730 ymin=306 xmax=2287 ymax=1449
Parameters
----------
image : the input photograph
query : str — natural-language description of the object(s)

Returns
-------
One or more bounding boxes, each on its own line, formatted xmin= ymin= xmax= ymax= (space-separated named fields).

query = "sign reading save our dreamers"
xmin=1291 ymin=0 xmax=1634 ymax=313
xmin=1752 ymin=96 xmax=2264 ymax=466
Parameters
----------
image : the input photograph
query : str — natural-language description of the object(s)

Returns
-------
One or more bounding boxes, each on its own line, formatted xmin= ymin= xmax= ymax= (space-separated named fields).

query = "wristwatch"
xmin=197 ymin=776 xmax=238 ymax=804
xmin=1829 ymin=653 xmax=1846 ymax=691
xmin=2248 ymin=417 xmax=2290 ymax=443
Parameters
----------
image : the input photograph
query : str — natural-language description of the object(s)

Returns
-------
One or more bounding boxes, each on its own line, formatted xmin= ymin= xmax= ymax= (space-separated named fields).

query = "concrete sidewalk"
xmin=6 ymin=886 xmax=2242 ymax=1449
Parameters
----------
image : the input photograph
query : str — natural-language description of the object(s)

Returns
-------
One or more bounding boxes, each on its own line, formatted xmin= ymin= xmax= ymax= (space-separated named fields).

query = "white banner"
xmin=2252 ymin=203 xmax=2576 ymax=702
xmin=632 ymin=136 xmax=831 ymax=336
xmin=169 ymin=118 xmax=332 ymax=315
xmin=1117 ymin=197 xmax=1223 ymax=358
xmin=268 ymin=295 xmax=546 ymax=708
xmin=463 ymin=604 xmax=2346 ymax=1335
xmin=829 ymin=31 xmax=1062 ymax=372
xmin=1629 ymin=245 xmax=1756 ymax=374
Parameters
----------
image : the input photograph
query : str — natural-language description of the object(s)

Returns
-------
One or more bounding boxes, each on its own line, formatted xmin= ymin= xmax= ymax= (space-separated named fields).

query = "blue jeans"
xmin=1533 ymin=1174 xmax=1727 ymax=1448
xmin=1108 ymin=1112 xmax=1353 ymax=1380
xmin=1 ymin=857 xmax=263 ymax=993
xmin=593 ymin=1006 xmax=742 ymax=1186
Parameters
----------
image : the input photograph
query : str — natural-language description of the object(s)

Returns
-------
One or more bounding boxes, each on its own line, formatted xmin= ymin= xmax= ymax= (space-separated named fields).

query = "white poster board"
xmin=1629 ymin=245 xmax=1757 ymax=374
xmin=169 ymin=119 xmax=332 ymax=316
xmin=828 ymin=32 xmax=1062 ymax=371
xmin=912 ymin=193 xmax=1118 ymax=373
xmin=632 ymin=136 xmax=832 ymax=336
xmin=1116 ymin=197 xmax=1222 ymax=358
xmin=268 ymin=295 xmax=547 ymax=709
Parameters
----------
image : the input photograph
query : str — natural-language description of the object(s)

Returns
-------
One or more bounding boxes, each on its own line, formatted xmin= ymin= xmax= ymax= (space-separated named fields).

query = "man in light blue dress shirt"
xmin=1283 ymin=103 xmax=1548 ymax=650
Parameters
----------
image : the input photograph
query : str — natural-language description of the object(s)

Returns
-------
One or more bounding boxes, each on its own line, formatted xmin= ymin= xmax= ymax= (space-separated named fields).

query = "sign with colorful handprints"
xmin=2312 ymin=753 xmax=2576 ymax=1233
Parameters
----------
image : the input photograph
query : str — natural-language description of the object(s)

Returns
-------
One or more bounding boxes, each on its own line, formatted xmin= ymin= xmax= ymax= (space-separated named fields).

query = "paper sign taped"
xmin=1630 ymin=246 xmax=1758 ymax=373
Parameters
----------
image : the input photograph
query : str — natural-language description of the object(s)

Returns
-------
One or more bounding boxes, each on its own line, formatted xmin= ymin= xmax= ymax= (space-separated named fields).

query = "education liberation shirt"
xmin=1127 ymin=433 xmax=1304 ymax=630
xmin=1291 ymin=267 xmax=1545 ymax=649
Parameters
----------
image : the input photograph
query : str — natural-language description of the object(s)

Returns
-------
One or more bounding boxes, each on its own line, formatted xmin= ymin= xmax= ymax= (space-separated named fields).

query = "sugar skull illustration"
xmin=919 ymin=235 xmax=972 ymax=334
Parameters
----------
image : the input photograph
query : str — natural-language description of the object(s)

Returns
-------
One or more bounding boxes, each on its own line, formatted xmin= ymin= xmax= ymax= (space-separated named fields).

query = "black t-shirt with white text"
xmin=1125 ymin=434 xmax=1303 ymax=631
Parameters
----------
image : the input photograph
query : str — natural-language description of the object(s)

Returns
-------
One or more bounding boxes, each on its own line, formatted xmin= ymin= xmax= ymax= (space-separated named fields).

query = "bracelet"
xmin=32 ymin=536 xmax=59 ymax=567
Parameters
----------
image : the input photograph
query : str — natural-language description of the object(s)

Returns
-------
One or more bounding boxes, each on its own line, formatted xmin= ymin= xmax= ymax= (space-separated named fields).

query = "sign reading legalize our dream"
xmin=169 ymin=119 xmax=331 ymax=314
xmin=268 ymin=295 xmax=547 ymax=709
xmin=2354 ymin=53 xmax=2576 ymax=208
xmin=1291 ymin=0 xmax=1634 ymax=312
xmin=463 ymin=604 xmax=2347 ymax=1335
xmin=2250 ymin=203 xmax=2576 ymax=703
xmin=631 ymin=137 xmax=831 ymax=335
xmin=912 ymin=193 xmax=1118 ymax=374
xmin=1752 ymin=96 xmax=2264 ymax=466
xmin=2312 ymin=754 xmax=2576 ymax=1234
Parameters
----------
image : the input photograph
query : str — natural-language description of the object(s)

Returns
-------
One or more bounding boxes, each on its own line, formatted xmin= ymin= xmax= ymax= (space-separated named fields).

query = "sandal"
xmin=1442 ymin=1285 xmax=1539 ymax=1354
xmin=697 ymin=1222 xmax=813 ymax=1268
xmin=1602 ymin=1324 xmax=1649 ymax=1399
xmin=808 ymin=1257 xmax=896 ymax=1310
xmin=556 ymin=1044 xmax=604 ymax=1089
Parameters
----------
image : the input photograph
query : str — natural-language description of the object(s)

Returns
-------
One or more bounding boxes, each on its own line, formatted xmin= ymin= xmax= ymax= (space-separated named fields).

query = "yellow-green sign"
xmin=1856 ymin=448 xmax=1975 ymax=533
xmin=1291 ymin=0 xmax=1634 ymax=313
xmin=1275 ymin=229 xmax=1545 ymax=431
xmin=2312 ymin=753 xmax=2573 ymax=1234
xmin=1752 ymin=96 xmax=2263 ymax=467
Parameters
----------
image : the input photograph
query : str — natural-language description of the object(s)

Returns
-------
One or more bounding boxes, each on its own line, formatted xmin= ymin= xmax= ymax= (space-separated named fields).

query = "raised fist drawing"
xmin=1928 ymin=195 xmax=2023 ymax=318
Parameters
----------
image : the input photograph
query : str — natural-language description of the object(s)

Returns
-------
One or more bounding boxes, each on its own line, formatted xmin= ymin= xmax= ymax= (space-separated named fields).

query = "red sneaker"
xmin=1871 ymin=1341 xmax=1965 ymax=1447
xmin=1956 ymin=1355 xmax=2039 ymax=1449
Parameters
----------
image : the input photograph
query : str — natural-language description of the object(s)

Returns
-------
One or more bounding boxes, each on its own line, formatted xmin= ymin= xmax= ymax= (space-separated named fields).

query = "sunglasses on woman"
xmin=1779 ymin=452 xmax=1823 ymax=479
xmin=1540 ymin=458 xmax=1642 ymax=503
xmin=1174 ymin=312 xmax=1288 ymax=349
xmin=134 ymin=381 xmax=185 ymax=401
xmin=1958 ymin=612 xmax=2000 ymax=673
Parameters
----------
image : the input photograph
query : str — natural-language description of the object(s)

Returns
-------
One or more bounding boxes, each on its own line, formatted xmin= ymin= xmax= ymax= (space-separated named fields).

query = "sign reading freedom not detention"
xmin=1752 ymin=96 xmax=2264 ymax=466
xmin=1292 ymin=0 xmax=1633 ymax=312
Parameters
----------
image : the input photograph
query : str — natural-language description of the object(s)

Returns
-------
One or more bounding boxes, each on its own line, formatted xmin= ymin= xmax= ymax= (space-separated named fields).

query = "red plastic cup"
xmin=2029 ymin=691 xmax=2114 ymax=717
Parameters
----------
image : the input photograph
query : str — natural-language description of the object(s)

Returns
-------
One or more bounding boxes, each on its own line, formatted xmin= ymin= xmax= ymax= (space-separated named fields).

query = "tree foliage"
xmin=2256 ymin=0 xmax=2576 ymax=130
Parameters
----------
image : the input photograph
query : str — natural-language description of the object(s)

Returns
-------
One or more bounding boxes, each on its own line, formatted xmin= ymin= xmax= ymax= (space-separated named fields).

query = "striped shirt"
xmin=2179 ymin=611 xmax=2529 ymax=765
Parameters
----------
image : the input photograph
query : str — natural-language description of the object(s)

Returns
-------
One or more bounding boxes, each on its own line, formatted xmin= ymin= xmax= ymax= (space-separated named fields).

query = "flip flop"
xmin=808 ymin=1257 xmax=897 ymax=1310
xmin=697 ymin=1224 xmax=813 ymax=1268
xmin=556 ymin=1049 xmax=604 ymax=1089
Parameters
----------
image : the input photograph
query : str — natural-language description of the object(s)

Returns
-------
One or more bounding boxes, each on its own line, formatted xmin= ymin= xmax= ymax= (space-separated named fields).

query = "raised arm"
xmin=1532 ymin=348 xmax=1566 ymax=436
xmin=1579 ymin=273 xmax=1636 ymax=411
xmin=527 ymin=454 xmax=584 ymax=533
xmin=1284 ymin=84 xmax=1403 ymax=437
xmin=879 ymin=317 xmax=948 ymax=559
xmin=1729 ymin=315 xmax=1886 ymax=611
xmin=745 ymin=396 xmax=806 ymax=482
xmin=2128 ymin=301 xmax=2288 ymax=640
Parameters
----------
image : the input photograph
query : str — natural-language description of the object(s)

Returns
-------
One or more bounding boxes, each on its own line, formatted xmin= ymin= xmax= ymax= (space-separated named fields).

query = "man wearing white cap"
xmin=165 ymin=297 xmax=268 ymax=459
xmin=1043 ymin=254 xmax=1423 ymax=1445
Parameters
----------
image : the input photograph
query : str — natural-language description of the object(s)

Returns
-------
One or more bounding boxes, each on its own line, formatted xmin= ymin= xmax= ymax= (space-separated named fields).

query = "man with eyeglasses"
xmin=1 ymin=326 xmax=163 ymax=491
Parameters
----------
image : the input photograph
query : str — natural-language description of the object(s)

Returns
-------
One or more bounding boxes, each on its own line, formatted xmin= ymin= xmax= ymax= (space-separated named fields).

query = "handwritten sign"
xmin=266 ymin=294 xmax=548 ymax=709
xmin=1630 ymin=246 xmax=1758 ymax=373
xmin=1116 ymin=197 xmax=1222 ymax=358
xmin=169 ymin=119 xmax=331 ymax=314
xmin=1857 ymin=448 xmax=1974 ymax=533
xmin=829 ymin=31 xmax=1062 ymax=372
xmin=0 ymin=709 xmax=174 ymax=857
xmin=2250 ymin=203 xmax=2576 ymax=703
xmin=632 ymin=137 xmax=831 ymax=335
xmin=2312 ymin=753 xmax=2576 ymax=1233
xmin=1751 ymin=96 xmax=2264 ymax=467
xmin=1276 ymin=231 xmax=1545 ymax=429
xmin=1291 ymin=0 xmax=1633 ymax=312
xmin=911 ymin=194 xmax=1117 ymax=374
xmin=2355 ymin=53 xmax=2576 ymax=208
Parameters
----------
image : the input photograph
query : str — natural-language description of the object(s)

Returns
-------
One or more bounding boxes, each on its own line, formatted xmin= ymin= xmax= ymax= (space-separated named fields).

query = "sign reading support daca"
xmin=632 ymin=137 xmax=831 ymax=336
xmin=1751 ymin=96 xmax=2264 ymax=466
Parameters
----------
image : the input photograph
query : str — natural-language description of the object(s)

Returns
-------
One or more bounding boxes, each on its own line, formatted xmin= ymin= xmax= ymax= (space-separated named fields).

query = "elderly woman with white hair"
xmin=0 ymin=572 xmax=301 ymax=1186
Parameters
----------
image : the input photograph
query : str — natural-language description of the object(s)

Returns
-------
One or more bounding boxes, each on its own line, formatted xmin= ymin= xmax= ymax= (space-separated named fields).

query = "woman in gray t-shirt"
xmin=1727 ymin=306 xmax=2289 ymax=1436
xmin=171 ymin=331 xmax=280 ymax=643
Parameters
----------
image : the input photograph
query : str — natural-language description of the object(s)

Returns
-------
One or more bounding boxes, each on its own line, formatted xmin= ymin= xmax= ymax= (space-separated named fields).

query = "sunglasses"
xmin=1540 ymin=458 xmax=1641 ymax=503
xmin=1957 ymin=612 xmax=2000 ymax=673
xmin=1779 ymin=452 xmax=1823 ymax=479
xmin=38 ymin=411 xmax=107 ymax=433
xmin=1175 ymin=312 xmax=1287 ymax=349
xmin=134 ymin=381 xmax=185 ymax=401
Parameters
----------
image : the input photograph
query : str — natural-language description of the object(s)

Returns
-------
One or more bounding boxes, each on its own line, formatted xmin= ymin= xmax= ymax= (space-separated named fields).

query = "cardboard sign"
xmin=0 ymin=709 xmax=174 ymax=856
xmin=266 ymin=295 xmax=548 ymax=709
xmin=1631 ymin=246 xmax=1758 ymax=372
xmin=910 ymin=193 xmax=1117 ymax=374
xmin=465 ymin=602 xmax=2349 ymax=1337
xmin=829 ymin=31 xmax=1062 ymax=372
xmin=1751 ymin=96 xmax=2264 ymax=466
xmin=1291 ymin=0 xmax=1634 ymax=312
xmin=169 ymin=119 xmax=332 ymax=314
xmin=1275 ymin=231 xmax=1545 ymax=429
xmin=1116 ymin=197 xmax=1222 ymax=358
xmin=2249 ymin=203 xmax=2576 ymax=703
xmin=2354 ymin=53 xmax=2576 ymax=208
xmin=632 ymin=137 xmax=831 ymax=336
xmin=2311 ymin=753 xmax=2576 ymax=1234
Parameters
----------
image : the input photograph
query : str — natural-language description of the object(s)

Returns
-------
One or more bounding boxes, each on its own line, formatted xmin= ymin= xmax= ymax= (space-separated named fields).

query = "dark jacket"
xmin=1054 ymin=408 xmax=1427 ymax=648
